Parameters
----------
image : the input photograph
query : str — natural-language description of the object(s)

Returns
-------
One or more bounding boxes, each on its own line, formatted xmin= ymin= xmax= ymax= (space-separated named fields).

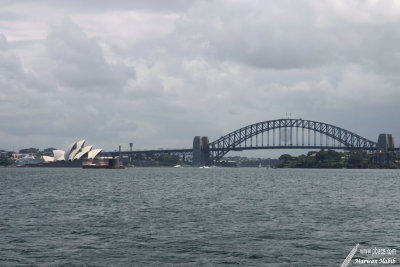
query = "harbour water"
xmin=1 ymin=167 xmax=399 ymax=266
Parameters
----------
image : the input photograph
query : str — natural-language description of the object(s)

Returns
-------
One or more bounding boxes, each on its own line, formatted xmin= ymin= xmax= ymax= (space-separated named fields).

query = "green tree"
xmin=279 ymin=154 xmax=293 ymax=164
xmin=19 ymin=148 xmax=39 ymax=154
xmin=346 ymin=151 xmax=369 ymax=168
xmin=278 ymin=154 xmax=294 ymax=167
xmin=295 ymin=154 xmax=316 ymax=168
xmin=315 ymin=150 xmax=343 ymax=168
xmin=43 ymin=147 xmax=57 ymax=155
xmin=0 ymin=155 xmax=12 ymax=166
xmin=158 ymin=154 xmax=179 ymax=166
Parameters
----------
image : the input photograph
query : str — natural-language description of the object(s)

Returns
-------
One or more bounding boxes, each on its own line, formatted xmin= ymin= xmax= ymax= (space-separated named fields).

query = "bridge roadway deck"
xmin=102 ymin=148 xmax=192 ymax=157
xmin=221 ymin=145 xmax=377 ymax=151
xmin=101 ymin=145 xmax=396 ymax=157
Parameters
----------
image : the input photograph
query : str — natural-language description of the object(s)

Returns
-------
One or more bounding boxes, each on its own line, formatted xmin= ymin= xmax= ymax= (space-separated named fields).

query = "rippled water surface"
xmin=0 ymin=167 xmax=399 ymax=266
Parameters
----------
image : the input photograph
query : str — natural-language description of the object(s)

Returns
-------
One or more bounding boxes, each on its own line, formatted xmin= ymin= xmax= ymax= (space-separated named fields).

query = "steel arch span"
xmin=208 ymin=118 xmax=377 ymax=162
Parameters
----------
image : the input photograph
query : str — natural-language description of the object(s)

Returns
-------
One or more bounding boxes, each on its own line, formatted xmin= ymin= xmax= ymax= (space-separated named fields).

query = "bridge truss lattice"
xmin=209 ymin=118 xmax=377 ymax=162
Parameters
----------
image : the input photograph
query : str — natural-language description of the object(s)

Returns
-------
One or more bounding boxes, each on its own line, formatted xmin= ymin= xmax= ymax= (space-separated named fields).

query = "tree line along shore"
xmin=276 ymin=150 xmax=398 ymax=169
xmin=1 ymin=148 xmax=398 ymax=168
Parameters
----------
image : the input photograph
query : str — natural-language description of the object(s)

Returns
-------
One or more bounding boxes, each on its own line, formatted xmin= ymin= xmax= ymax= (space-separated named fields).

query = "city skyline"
xmin=1 ymin=1 xmax=400 ymax=157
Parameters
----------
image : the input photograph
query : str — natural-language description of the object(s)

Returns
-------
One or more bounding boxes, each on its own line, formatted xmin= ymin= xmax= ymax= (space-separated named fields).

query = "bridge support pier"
xmin=193 ymin=136 xmax=211 ymax=166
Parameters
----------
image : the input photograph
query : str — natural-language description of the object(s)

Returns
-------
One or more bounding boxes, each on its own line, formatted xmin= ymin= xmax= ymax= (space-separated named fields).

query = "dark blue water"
xmin=0 ymin=167 xmax=399 ymax=266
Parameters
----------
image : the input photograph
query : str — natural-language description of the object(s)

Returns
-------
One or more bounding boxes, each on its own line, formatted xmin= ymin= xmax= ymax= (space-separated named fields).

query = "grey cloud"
xmin=1 ymin=0 xmax=400 ymax=152
xmin=6 ymin=0 xmax=197 ymax=13
xmin=174 ymin=1 xmax=400 ymax=72
xmin=0 ymin=10 xmax=21 ymax=21
xmin=0 ymin=29 xmax=134 ymax=149
xmin=0 ymin=35 xmax=24 ymax=79
xmin=0 ymin=33 xmax=8 ymax=48
xmin=46 ymin=19 xmax=136 ymax=91
xmin=0 ymin=52 xmax=23 ymax=78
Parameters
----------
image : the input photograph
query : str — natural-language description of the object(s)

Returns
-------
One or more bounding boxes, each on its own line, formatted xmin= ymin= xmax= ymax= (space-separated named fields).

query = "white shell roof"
xmin=76 ymin=139 xmax=85 ymax=149
xmin=53 ymin=150 xmax=65 ymax=161
xmin=42 ymin=156 xmax=54 ymax=162
xmin=64 ymin=141 xmax=77 ymax=161
xmin=88 ymin=148 xmax=102 ymax=159
xmin=68 ymin=139 xmax=85 ymax=160
xmin=54 ymin=140 xmax=101 ymax=161
xmin=74 ymin=145 xmax=93 ymax=160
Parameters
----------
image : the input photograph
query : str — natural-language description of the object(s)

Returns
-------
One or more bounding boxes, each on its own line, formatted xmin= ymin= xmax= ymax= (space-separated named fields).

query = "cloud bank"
xmin=1 ymin=0 xmax=400 ymax=154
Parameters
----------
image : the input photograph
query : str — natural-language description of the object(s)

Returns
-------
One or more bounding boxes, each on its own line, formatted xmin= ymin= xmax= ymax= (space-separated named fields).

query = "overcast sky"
xmin=1 ymin=0 xmax=400 ymax=155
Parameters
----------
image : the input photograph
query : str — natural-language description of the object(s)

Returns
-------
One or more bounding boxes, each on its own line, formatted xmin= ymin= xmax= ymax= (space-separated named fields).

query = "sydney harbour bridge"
xmin=103 ymin=118 xmax=392 ymax=166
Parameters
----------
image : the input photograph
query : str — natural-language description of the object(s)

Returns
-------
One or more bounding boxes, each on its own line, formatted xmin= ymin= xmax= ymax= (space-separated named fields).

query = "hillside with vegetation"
xmin=277 ymin=150 xmax=397 ymax=169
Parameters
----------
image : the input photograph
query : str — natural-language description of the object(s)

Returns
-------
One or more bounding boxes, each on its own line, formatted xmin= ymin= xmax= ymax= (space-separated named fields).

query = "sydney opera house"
xmin=42 ymin=139 xmax=102 ymax=163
